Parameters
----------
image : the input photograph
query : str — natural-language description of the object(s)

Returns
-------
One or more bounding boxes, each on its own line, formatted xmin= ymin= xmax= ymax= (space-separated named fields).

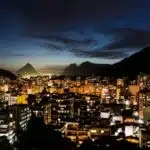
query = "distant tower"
xmin=115 ymin=79 xmax=124 ymax=101
xmin=128 ymin=85 xmax=139 ymax=105
xmin=138 ymin=92 xmax=144 ymax=119
xmin=138 ymin=90 xmax=150 ymax=120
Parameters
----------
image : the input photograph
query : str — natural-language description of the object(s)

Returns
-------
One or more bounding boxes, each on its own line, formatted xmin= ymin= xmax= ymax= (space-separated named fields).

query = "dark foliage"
xmin=0 ymin=136 xmax=13 ymax=150
xmin=18 ymin=117 xmax=75 ymax=150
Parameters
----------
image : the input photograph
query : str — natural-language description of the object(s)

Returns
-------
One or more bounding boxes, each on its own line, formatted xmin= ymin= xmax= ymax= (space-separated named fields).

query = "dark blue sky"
xmin=1 ymin=0 xmax=150 ymax=71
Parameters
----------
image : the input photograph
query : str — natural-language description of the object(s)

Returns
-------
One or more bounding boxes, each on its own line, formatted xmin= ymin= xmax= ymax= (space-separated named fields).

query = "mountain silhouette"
xmin=0 ymin=69 xmax=16 ymax=80
xmin=64 ymin=47 xmax=150 ymax=77
xmin=112 ymin=47 xmax=150 ymax=77
xmin=17 ymin=63 xmax=39 ymax=78
xmin=64 ymin=61 xmax=111 ymax=76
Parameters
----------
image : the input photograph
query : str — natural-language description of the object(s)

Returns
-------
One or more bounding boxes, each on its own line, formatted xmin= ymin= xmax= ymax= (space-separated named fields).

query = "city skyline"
xmin=1 ymin=0 xmax=150 ymax=72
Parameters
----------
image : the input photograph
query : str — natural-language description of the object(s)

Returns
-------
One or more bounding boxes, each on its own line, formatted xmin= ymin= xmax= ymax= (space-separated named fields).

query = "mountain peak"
xmin=17 ymin=63 xmax=39 ymax=78
xmin=25 ymin=63 xmax=35 ymax=68
xmin=81 ymin=61 xmax=91 ymax=65
xmin=64 ymin=61 xmax=111 ymax=76
xmin=26 ymin=62 xmax=31 ymax=65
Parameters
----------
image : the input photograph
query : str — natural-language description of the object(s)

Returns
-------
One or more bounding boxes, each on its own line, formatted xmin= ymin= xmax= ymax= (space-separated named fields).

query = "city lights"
xmin=0 ymin=71 xmax=150 ymax=148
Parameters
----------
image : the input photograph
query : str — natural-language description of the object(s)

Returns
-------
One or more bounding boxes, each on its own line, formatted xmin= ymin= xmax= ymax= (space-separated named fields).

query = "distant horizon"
xmin=0 ymin=58 xmax=123 ymax=74
xmin=0 ymin=47 xmax=141 ymax=74
xmin=0 ymin=57 xmax=122 ymax=72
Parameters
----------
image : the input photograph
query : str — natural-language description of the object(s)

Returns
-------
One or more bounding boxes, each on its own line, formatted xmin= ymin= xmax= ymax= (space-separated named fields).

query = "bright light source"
xmin=112 ymin=116 xmax=122 ymax=122
xmin=110 ymin=121 xmax=115 ymax=126
xmin=133 ymin=111 xmax=138 ymax=117
xmin=87 ymin=108 xmax=90 ymax=112
xmin=117 ymin=128 xmax=122 ymax=133
xmin=115 ymin=132 xmax=118 ymax=136
xmin=92 ymin=138 xmax=95 ymax=142
xmin=90 ymin=130 xmax=97 ymax=133
xmin=79 ymin=141 xmax=83 ymax=144
xmin=86 ymin=97 xmax=90 ymax=100
xmin=101 ymin=130 xmax=104 ymax=133
xmin=124 ymin=100 xmax=130 ymax=105
xmin=133 ymin=102 xmax=137 ymax=105
xmin=70 ymin=136 xmax=76 ymax=140
xmin=125 ymin=126 xmax=133 ymax=136
xmin=10 ymin=113 xmax=13 ymax=118
xmin=138 ymin=119 xmax=144 ymax=124
xmin=101 ymin=112 xmax=110 ymax=118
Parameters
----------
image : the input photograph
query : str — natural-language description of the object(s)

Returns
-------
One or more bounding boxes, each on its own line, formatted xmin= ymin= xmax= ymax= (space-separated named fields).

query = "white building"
xmin=4 ymin=93 xmax=17 ymax=106
xmin=0 ymin=111 xmax=16 ymax=144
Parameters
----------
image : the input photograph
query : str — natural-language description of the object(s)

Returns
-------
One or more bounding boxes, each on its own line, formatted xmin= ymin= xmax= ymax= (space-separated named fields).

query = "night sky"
xmin=1 ymin=0 xmax=150 ymax=72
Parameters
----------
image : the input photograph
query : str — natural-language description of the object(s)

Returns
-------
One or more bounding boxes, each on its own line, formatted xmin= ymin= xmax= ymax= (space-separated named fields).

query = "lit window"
xmin=101 ymin=130 xmax=104 ymax=133
xmin=10 ymin=113 xmax=13 ymax=118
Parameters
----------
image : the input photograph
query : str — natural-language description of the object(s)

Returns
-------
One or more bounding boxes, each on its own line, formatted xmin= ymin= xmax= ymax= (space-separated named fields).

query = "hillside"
xmin=112 ymin=47 xmax=150 ymax=77
xmin=0 ymin=69 xmax=16 ymax=80
xmin=64 ymin=47 xmax=150 ymax=77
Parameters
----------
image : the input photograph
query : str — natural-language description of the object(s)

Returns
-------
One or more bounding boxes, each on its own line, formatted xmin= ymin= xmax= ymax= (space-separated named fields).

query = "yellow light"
xmin=79 ymin=141 xmax=83 ymax=144
xmin=90 ymin=130 xmax=97 ymax=133
xmin=117 ymin=138 xmax=123 ymax=141
xmin=101 ymin=130 xmax=104 ymax=133
xmin=126 ymin=138 xmax=139 ymax=144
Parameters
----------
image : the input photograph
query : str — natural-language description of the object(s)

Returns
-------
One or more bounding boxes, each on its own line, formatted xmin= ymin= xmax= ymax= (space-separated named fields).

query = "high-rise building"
xmin=137 ymin=74 xmax=150 ymax=90
xmin=76 ymin=96 xmax=100 ymax=125
xmin=128 ymin=85 xmax=139 ymax=105
xmin=9 ymin=104 xmax=31 ymax=133
xmin=139 ymin=129 xmax=150 ymax=148
xmin=44 ymin=103 xmax=51 ymax=125
xmin=115 ymin=79 xmax=124 ymax=103
xmin=0 ymin=109 xmax=16 ymax=144
xmin=50 ymin=98 xmax=74 ymax=124
xmin=116 ymin=88 xmax=121 ymax=100
xmin=138 ymin=91 xmax=150 ymax=120
xmin=32 ymin=102 xmax=51 ymax=125
xmin=138 ymin=92 xmax=145 ymax=119
xmin=2 ymin=93 xmax=17 ymax=106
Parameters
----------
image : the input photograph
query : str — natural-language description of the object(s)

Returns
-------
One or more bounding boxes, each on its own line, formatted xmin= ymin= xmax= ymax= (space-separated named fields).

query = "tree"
xmin=0 ymin=136 xmax=13 ymax=150
xmin=27 ymin=94 xmax=36 ymax=106
xmin=18 ymin=117 xmax=74 ymax=150
xmin=79 ymin=139 xmax=94 ymax=150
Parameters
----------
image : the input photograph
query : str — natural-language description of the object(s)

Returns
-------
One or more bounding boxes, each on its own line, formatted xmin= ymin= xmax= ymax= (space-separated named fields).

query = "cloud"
xmin=30 ymin=34 xmax=97 ymax=52
xmin=26 ymin=34 xmax=96 ymax=45
xmin=28 ymin=28 xmax=150 ymax=59
xmin=39 ymin=43 xmax=63 ymax=52
xmin=70 ymin=49 xmax=129 ymax=59
xmin=101 ymin=28 xmax=150 ymax=50
xmin=3 ymin=1 xmax=150 ymax=60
